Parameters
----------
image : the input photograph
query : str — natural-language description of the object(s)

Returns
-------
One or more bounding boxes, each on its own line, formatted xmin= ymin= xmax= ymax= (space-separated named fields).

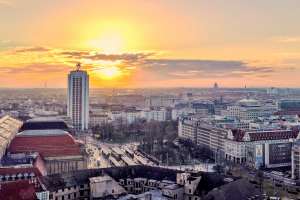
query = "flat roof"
xmin=27 ymin=117 xmax=65 ymax=123
xmin=17 ymin=129 xmax=69 ymax=137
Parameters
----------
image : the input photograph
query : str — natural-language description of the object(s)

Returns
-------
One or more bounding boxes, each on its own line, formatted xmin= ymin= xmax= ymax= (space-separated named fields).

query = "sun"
xmin=96 ymin=66 xmax=122 ymax=80
xmin=83 ymin=20 xmax=142 ymax=53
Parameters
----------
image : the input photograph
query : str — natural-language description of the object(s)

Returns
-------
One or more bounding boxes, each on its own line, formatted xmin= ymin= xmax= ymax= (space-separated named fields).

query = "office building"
xmin=67 ymin=64 xmax=89 ymax=130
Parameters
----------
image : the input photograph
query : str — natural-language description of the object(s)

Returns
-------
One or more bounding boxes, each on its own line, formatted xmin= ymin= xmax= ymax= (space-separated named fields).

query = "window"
xmin=112 ymin=189 xmax=114 ymax=194
xmin=80 ymin=191 xmax=84 ymax=196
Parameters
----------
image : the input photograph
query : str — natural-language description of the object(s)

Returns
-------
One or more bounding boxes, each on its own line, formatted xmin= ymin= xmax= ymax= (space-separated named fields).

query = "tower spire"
xmin=76 ymin=62 xmax=81 ymax=71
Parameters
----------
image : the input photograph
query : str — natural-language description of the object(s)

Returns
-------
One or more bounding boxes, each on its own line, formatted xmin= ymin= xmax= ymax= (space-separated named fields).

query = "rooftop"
xmin=19 ymin=118 xmax=68 ymax=132
xmin=0 ymin=115 xmax=23 ymax=159
xmin=40 ymin=165 xmax=181 ymax=192
xmin=0 ymin=180 xmax=37 ymax=200
xmin=203 ymin=178 xmax=261 ymax=200
xmin=8 ymin=132 xmax=81 ymax=157
xmin=17 ymin=129 xmax=69 ymax=137
xmin=229 ymin=128 xmax=299 ymax=142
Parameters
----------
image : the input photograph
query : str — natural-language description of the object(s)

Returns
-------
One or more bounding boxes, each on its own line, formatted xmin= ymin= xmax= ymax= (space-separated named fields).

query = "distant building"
xmin=89 ymin=114 xmax=108 ymax=127
xmin=213 ymin=82 xmax=219 ymax=90
xmin=142 ymin=107 xmax=171 ymax=122
xmin=221 ymin=99 xmax=277 ymax=120
xmin=267 ymin=87 xmax=279 ymax=95
xmin=145 ymin=96 xmax=179 ymax=108
xmin=279 ymin=99 xmax=300 ymax=111
xmin=67 ymin=65 xmax=89 ymax=131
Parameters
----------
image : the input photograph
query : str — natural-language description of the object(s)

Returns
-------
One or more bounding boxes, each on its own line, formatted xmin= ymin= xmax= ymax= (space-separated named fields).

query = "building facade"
xmin=67 ymin=68 xmax=89 ymax=131
xmin=292 ymin=139 xmax=300 ymax=179
xmin=225 ymin=129 xmax=298 ymax=168
xmin=178 ymin=117 xmax=227 ymax=158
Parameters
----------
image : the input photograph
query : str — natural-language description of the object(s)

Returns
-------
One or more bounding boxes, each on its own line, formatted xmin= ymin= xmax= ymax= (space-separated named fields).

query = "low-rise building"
xmin=225 ymin=129 xmax=298 ymax=168
xmin=90 ymin=175 xmax=127 ymax=199
xmin=8 ymin=118 xmax=87 ymax=175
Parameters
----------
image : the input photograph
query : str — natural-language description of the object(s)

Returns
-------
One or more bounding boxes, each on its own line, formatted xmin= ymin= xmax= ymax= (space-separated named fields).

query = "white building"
xmin=225 ymin=129 xmax=298 ymax=168
xmin=122 ymin=111 xmax=141 ymax=124
xmin=178 ymin=117 xmax=227 ymax=157
xmin=172 ymin=107 xmax=195 ymax=121
xmin=67 ymin=65 xmax=89 ymax=131
xmin=145 ymin=96 xmax=179 ymax=108
xmin=222 ymin=99 xmax=277 ymax=120
xmin=142 ymin=108 xmax=170 ymax=122
xmin=89 ymin=114 xmax=108 ymax=127
xmin=89 ymin=175 xmax=127 ymax=199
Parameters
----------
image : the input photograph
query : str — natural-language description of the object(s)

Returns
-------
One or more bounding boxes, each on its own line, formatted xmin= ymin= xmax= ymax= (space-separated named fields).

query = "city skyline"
xmin=1 ymin=0 xmax=300 ymax=88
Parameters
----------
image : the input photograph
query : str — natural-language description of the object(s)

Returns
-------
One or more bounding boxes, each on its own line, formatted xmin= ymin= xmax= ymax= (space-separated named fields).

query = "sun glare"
xmin=95 ymin=66 xmax=122 ymax=80
xmin=88 ymin=32 xmax=124 ymax=54
xmin=83 ymin=20 xmax=142 ymax=54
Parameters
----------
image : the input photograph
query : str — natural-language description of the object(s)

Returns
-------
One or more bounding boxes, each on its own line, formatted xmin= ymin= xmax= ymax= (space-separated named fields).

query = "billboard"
xmin=255 ymin=144 xmax=264 ymax=169
xmin=268 ymin=143 xmax=291 ymax=165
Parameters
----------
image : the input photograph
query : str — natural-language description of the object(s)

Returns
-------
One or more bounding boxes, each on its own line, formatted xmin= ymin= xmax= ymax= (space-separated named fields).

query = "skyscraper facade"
xmin=67 ymin=65 xmax=89 ymax=130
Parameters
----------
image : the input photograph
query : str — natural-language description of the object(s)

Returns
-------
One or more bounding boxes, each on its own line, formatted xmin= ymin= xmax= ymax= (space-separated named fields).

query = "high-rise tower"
xmin=67 ymin=63 xmax=89 ymax=131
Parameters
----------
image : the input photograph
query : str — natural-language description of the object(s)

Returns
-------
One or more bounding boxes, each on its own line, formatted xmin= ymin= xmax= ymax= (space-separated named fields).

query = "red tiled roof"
xmin=34 ymin=155 xmax=47 ymax=176
xmin=8 ymin=134 xmax=81 ymax=157
xmin=247 ymin=129 xmax=298 ymax=141
xmin=0 ymin=180 xmax=36 ymax=200
xmin=231 ymin=129 xmax=299 ymax=142
xmin=231 ymin=129 xmax=245 ymax=141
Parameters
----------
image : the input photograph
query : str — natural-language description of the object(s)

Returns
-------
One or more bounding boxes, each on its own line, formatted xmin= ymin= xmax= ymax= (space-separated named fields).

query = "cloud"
xmin=272 ymin=36 xmax=300 ymax=43
xmin=14 ymin=46 xmax=51 ymax=53
xmin=141 ymin=59 xmax=275 ymax=79
xmin=0 ymin=46 xmax=277 ymax=85
xmin=59 ymin=50 xmax=154 ymax=62
xmin=0 ymin=0 xmax=13 ymax=7
xmin=0 ymin=63 xmax=70 ymax=74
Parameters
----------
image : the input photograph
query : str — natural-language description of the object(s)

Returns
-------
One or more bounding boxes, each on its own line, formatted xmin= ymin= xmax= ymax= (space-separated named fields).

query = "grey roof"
xmin=17 ymin=129 xmax=69 ymax=136
xmin=40 ymin=165 xmax=182 ymax=192
xmin=203 ymin=178 xmax=261 ymax=200
xmin=27 ymin=117 xmax=65 ymax=123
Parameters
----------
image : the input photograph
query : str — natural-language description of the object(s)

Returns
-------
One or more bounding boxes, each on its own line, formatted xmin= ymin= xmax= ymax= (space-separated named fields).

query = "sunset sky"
xmin=1 ymin=0 xmax=300 ymax=88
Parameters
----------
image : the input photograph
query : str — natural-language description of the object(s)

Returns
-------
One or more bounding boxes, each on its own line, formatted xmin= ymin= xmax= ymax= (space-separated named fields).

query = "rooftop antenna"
xmin=76 ymin=62 xmax=81 ymax=71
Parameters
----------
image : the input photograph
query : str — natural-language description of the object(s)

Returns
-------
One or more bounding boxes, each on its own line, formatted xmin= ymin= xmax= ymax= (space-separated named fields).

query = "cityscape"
xmin=1 ymin=1 xmax=300 ymax=200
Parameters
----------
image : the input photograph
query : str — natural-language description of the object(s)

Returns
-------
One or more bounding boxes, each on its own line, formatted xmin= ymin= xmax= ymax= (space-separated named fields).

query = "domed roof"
xmin=238 ymin=99 xmax=260 ymax=107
